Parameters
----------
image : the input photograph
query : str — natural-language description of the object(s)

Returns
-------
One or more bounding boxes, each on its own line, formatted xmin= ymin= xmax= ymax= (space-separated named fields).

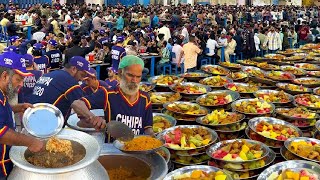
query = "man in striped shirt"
xmin=263 ymin=26 xmax=282 ymax=53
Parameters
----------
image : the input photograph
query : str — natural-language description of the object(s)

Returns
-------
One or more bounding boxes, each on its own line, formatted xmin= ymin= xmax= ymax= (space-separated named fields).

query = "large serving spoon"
xmin=106 ymin=121 xmax=134 ymax=141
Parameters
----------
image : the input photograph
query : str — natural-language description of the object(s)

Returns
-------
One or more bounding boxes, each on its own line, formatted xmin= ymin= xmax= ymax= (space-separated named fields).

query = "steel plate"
xmin=113 ymin=135 xmax=164 ymax=154
xmin=219 ymin=149 xmax=276 ymax=172
xmin=67 ymin=109 xmax=104 ymax=132
xmin=253 ymin=89 xmax=293 ymax=104
xmin=157 ymin=125 xmax=218 ymax=151
xmin=295 ymin=63 xmax=320 ymax=71
xmin=314 ymin=87 xmax=320 ymax=95
xmin=163 ymin=101 xmax=209 ymax=116
xmin=276 ymin=82 xmax=312 ymax=95
xmin=153 ymin=113 xmax=177 ymax=134
xmin=22 ymin=103 xmax=64 ymax=138
xmin=264 ymin=71 xmax=296 ymax=81
xmin=196 ymin=90 xmax=240 ymax=107
xmin=275 ymin=107 xmax=319 ymax=121
xmin=248 ymin=117 xmax=303 ymax=142
xmin=294 ymin=94 xmax=320 ymax=110
xmin=148 ymin=75 xmax=184 ymax=87
xmin=169 ymin=82 xmax=211 ymax=95
xmin=199 ymin=76 xmax=233 ymax=88
xmin=231 ymin=99 xmax=275 ymax=115
xmin=224 ymin=82 xmax=260 ymax=94
xmin=257 ymin=160 xmax=320 ymax=180
xmin=150 ymin=92 xmax=182 ymax=106
xmin=293 ymin=77 xmax=320 ymax=88
xmin=284 ymin=137 xmax=320 ymax=163
xmin=201 ymin=65 xmax=231 ymax=75
xmin=206 ymin=139 xmax=270 ymax=163
xmin=280 ymin=65 xmax=307 ymax=76
xmin=316 ymin=120 xmax=320 ymax=131
xmin=139 ymin=82 xmax=156 ymax=92
xmin=196 ymin=112 xmax=245 ymax=127
xmin=163 ymin=165 xmax=232 ymax=180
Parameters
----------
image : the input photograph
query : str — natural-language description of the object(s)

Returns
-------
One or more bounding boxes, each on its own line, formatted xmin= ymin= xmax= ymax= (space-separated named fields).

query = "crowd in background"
xmin=0 ymin=2 xmax=319 ymax=76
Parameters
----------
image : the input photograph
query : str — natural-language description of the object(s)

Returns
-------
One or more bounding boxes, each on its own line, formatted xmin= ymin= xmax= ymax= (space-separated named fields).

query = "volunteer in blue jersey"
xmin=29 ymin=56 xmax=89 ymax=120
xmin=32 ymin=43 xmax=50 ymax=73
xmin=111 ymin=36 xmax=126 ymax=72
xmin=18 ymin=54 xmax=43 ymax=103
xmin=45 ymin=39 xmax=62 ymax=71
xmin=0 ymin=52 xmax=44 ymax=178
xmin=105 ymin=67 xmax=119 ymax=88
xmin=81 ymin=68 xmax=110 ymax=95
xmin=9 ymin=36 xmax=32 ymax=55
xmin=71 ymin=55 xmax=154 ymax=141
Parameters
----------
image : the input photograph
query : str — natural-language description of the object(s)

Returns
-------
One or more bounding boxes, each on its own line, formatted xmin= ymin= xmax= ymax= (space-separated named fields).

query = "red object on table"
xmin=67 ymin=19 xmax=71 ymax=24
xmin=88 ymin=53 xmax=95 ymax=62
xmin=22 ymin=20 xmax=26 ymax=25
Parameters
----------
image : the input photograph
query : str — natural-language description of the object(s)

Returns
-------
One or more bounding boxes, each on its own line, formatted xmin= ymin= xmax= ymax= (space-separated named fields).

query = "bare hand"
xmin=145 ymin=127 xmax=155 ymax=137
xmin=28 ymin=139 xmax=44 ymax=153
xmin=12 ymin=103 xmax=33 ymax=113
xmin=88 ymin=116 xmax=107 ymax=131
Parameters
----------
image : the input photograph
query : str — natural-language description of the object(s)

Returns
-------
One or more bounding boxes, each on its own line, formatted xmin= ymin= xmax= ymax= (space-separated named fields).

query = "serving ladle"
xmin=106 ymin=121 xmax=134 ymax=141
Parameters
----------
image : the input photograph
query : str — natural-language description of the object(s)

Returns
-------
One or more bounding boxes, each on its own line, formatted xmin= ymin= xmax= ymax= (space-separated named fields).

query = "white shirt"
xmin=218 ymin=37 xmax=228 ymax=47
xmin=181 ymin=27 xmax=189 ymax=42
xmin=64 ymin=14 xmax=72 ymax=23
xmin=157 ymin=26 xmax=171 ymax=42
xmin=172 ymin=44 xmax=184 ymax=64
xmin=206 ymin=39 xmax=219 ymax=56
xmin=254 ymin=33 xmax=260 ymax=51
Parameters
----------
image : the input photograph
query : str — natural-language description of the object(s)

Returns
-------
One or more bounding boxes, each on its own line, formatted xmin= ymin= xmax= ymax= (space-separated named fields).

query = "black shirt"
xmin=45 ymin=49 xmax=62 ymax=70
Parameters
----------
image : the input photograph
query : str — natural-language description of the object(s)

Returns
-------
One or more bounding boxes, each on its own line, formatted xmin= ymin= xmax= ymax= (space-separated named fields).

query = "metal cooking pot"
xmin=100 ymin=144 xmax=168 ymax=180
xmin=9 ymin=129 xmax=109 ymax=180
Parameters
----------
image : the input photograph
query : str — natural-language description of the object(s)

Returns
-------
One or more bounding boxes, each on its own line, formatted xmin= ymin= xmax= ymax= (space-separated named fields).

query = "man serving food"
xmin=71 ymin=55 xmax=154 ymax=142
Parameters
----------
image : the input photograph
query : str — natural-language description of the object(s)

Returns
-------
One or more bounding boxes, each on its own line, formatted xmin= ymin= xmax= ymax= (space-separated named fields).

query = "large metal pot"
xmin=99 ymin=144 xmax=168 ymax=180
xmin=67 ymin=109 xmax=105 ymax=145
xmin=9 ymin=129 xmax=108 ymax=180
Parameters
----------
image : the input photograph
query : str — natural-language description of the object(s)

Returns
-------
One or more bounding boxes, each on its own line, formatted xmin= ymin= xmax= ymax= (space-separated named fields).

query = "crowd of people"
xmin=0 ymin=2 xmax=319 ymax=179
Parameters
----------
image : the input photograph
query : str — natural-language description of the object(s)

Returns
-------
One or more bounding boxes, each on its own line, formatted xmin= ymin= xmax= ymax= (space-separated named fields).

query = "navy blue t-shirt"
xmin=18 ymin=70 xmax=43 ymax=103
xmin=0 ymin=90 xmax=15 ymax=177
xmin=34 ymin=55 xmax=50 ymax=73
xmin=80 ymin=80 xmax=110 ymax=96
xmin=99 ymin=37 xmax=109 ymax=45
xmin=45 ymin=50 xmax=62 ymax=70
xmin=105 ymin=78 xmax=119 ymax=88
xmin=29 ymin=70 xmax=84 ymax=119
xmin=81 ymin=87 xmax=152 ymax=142
xmin=111 ymin=45 xmax=126 ymax=71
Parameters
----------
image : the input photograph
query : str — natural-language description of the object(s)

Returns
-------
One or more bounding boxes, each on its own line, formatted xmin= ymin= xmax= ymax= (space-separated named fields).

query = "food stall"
xmin=9 ymin=43 xmax=320 ymax=180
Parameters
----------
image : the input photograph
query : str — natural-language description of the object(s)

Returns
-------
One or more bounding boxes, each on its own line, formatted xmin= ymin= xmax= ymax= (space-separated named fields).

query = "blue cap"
xmin=116 ymin=36 xmax=124 ymax=43
xmin=107 ymin=66 xmax=117 ymax=73
xmin=33 ymin=43 xmax=44 ymax=50
xmin=10 ymin=36 xmax=22 ymax=43
xmin=85 ymin=68 xmax=97 ymax=78
xmin=99 ymin=29 xmax=105 ymax=34
xmin=21 ymin=54 xmax=34 ymax=67
xmin=48 ymin=39 xmax=58 ymax=47
xmin=69 ymin=56 xmax=90 ymax=72
xmin=0 ymin=52 xmax=32 ymax=76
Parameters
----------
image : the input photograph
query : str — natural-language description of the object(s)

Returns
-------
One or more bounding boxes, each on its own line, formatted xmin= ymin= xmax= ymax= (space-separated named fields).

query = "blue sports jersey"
xmin=18 ymin=70 xmax=43 ymax=103
xmin=98 ymin=37 xmax=109 ymax=45
xmin=34 ymin=55 xmax=50 ymax=73
xmin=111 ymin=46 xmax=126 ymax=72
xmin=81 ymin=87 xmax=153 ymax=142
xmin=45 ymin=50 xmax=62 ymax=70
xmin=29 ymin=70 xmax=84 ymax=119
xmin=0 ymin=90 xmax=15 ymax=177
xmin=105 ymin=78 xmax=119 ymax=88
xmin=80 ymin=80 xmax=110 ymax=96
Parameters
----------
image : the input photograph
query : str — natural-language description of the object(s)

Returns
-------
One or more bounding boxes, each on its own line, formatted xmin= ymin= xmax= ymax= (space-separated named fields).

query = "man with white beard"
xmin=71 ymin=55 xmax=154 ymax=142
xmin=0 ymin=52 xmax=43 ymax=179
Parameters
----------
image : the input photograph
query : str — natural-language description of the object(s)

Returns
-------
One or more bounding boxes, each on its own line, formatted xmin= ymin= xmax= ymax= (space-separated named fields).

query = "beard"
xmin=7 ymin=82 xmax=18 ymax=105
xmin=119 ymin=78 xmax=139 ymax=96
